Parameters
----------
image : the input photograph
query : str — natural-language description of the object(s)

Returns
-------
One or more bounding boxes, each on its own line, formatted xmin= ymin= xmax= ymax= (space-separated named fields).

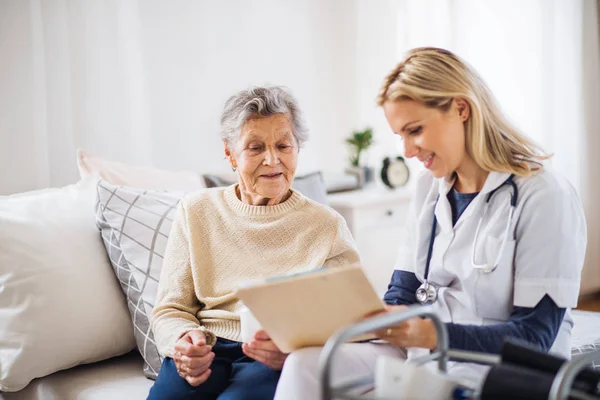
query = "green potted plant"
xmin=345 ymin=127 xmax=374 ymax=187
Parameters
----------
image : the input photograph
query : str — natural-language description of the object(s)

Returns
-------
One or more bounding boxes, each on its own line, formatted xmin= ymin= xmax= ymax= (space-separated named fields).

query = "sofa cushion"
xmin=77 ymin=149 xmax=206 ymax=191
xmin=202 ymin=173 xmax=234 ymax=188
xmin=95 ymin=181 xmax=187 ymax=379
xmin=0 ymin=177 xmax=136 ymax=392
xmin=2 ymin=352 xmax=152 ymax=400
xmin=292 ymin=171 xmax=329 ymax=205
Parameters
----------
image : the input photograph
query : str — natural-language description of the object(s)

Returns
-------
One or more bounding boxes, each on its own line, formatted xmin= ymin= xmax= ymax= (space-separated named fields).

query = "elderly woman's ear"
xmin=223 ymin=141 xmax=238 ymax=171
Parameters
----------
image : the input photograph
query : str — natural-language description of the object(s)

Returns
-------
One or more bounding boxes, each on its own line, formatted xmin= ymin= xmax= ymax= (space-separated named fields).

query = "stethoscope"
xmin=415 ymin=175 xmax=518 ymax=305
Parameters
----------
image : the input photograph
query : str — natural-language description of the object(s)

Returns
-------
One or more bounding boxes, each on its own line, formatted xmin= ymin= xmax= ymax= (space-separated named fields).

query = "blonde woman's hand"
xmin=173 ymin=330 xmax=215 ymax=386
xmin=374 ymin=305 xmax=438 ymax=350
xmin=242 ymin=330 xmax=288 ymax=370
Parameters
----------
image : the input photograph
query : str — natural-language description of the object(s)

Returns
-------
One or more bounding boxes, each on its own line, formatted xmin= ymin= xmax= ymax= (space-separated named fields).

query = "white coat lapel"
xmin=434 ymin=177 xmax=454 ymax=232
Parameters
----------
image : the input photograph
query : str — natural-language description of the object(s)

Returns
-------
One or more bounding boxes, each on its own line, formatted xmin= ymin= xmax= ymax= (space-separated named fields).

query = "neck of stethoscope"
xmin=423 ymin=175 xmax=517 ymax=282
xmin=424 ymin=201 xmax=439 ymax=281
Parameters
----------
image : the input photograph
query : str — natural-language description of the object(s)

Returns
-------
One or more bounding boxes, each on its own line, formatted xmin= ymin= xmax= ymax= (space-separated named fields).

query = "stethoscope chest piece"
xmin=416 ymin=281 xmax=438 ymax=305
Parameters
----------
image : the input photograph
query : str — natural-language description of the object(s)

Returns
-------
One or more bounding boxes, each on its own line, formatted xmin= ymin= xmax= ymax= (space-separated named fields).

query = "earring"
xmin=228 ymin=155 xmax=237 ymax=172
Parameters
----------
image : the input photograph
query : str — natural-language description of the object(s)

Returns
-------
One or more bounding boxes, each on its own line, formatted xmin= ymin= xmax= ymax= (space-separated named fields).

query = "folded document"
xmin=235 ymin=266 xmax=385 ymax=353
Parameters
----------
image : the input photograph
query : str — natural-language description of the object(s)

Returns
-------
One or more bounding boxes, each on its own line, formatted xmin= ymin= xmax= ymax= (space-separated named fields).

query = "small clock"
xmin=381 ymin=156 xmax=409 ymax=189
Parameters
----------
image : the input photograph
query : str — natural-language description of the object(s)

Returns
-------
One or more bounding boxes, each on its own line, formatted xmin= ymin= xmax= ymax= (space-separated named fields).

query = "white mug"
xmin=239 ymin=306 xmax=262 ymax=343
xmin=375 ymin=355 xmax=462 ymax=399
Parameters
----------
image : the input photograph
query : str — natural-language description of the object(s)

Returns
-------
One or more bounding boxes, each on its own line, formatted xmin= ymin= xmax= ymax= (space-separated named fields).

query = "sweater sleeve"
xmin=445 ymin=295 xmax=566 ymax=354
xmin=151 ymin=201 xmax=217 ymax=358
xmin=322 ymin=214 xmax=361 ymax=268
xmin=383 ymin=270 xmax=421 ymax=306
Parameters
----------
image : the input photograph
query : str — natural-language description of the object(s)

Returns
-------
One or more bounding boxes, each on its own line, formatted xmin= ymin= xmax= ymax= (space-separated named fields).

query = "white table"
xmin=327 ymin=186 xmax=412 ymax=295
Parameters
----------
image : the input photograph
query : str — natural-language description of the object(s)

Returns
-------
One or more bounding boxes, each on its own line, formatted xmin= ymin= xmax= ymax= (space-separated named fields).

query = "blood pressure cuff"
xmin=480 ymin=338 xmax=600 ymax=399
xmin=480 ymin=363 xmax=557 ymax=400
xmin=500 ymin=339 xmax=600 ymax=394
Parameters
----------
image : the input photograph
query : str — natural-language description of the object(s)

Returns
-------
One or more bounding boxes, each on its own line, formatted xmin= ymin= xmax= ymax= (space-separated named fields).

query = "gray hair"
xmin=219 ymin=86 xmax=309 ymax=147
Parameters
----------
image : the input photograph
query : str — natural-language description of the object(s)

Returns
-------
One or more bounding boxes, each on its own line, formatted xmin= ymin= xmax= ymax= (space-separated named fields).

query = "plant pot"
xmin=362 ymin=166 xmax=375 ymax=184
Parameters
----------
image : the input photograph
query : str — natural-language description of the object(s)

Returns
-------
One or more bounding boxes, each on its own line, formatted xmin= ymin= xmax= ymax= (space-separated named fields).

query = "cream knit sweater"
xmin=151 ymin=185 xmax=360 ymax=358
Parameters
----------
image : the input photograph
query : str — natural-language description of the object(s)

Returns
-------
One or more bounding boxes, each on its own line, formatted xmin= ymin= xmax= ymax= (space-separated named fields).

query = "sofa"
xmin=0 ymin=150 xmax=336 ymax=399
xmin=1 ymin=151 xmax=599 ymax=400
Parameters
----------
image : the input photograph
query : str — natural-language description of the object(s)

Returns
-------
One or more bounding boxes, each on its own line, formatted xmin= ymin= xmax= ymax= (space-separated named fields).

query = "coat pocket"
xmin=474 ymin=235 xmax=515 ymax=321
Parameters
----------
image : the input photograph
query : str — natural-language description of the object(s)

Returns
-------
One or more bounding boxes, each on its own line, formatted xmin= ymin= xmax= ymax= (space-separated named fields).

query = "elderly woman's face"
xmin=226 ymin=114 xmax=298 ymax=204
xmin=383 ymin=98 xmax=469 ymax=179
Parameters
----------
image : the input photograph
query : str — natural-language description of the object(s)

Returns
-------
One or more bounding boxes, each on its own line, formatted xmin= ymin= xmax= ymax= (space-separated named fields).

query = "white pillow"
xmin=77 ymin=149 xmax=206 ymax=191
xmin=0 ymin=177 xmax=136 ymax=392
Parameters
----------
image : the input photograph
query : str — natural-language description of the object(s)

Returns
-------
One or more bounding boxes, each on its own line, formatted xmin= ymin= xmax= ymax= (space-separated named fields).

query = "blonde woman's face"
xmin=383 ymin=99 xmax=469 ymax=179
xmin=225 ymin=114 xmax=298 ymax=203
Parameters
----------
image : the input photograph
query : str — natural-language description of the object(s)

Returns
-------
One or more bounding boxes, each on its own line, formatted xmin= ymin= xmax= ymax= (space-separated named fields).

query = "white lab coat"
xmin=400 ymin=167 xmax=587 ymax=362
xmin=274 ymin=167 xmax=587 ymax=399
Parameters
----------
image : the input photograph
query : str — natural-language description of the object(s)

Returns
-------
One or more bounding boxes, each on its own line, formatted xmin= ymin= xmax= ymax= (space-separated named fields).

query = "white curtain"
xmin=385 ymin=0 xmax=600 ymax=294
xmin=581 ymin=0 xmax=600 ymax=294
xmin=0 ymin=0 xmax=154 ymax=194
xmin=0 ymin=0 xmax=362 ymax=195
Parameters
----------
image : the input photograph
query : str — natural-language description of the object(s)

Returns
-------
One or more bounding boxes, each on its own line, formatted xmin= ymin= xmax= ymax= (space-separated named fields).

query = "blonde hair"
xmin=377 ymin=47 xmax=549 ymax=176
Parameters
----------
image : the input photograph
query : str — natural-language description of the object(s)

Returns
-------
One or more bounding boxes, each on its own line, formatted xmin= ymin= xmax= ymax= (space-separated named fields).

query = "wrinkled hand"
xmin=242 ymin=330 xmax=288 ymax=370
xmin=373 ymin=305 xmax=438 ymax=350
xmin=173 ymin=330 xmax=215 ymax=386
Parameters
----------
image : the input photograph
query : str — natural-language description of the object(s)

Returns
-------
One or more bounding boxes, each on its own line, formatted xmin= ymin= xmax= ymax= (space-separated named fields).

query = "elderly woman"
xmin=147 ymin=86 xmax=360 ymax=400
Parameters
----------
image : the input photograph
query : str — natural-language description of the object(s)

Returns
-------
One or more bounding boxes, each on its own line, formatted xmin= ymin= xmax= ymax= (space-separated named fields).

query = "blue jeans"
xmin=147 ymin=338 xmax=281 ymax=400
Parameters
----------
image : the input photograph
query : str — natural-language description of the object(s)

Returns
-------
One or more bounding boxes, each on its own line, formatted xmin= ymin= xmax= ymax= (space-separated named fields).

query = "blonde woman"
xmin=274 ymin=47 xmax=587 ymax=398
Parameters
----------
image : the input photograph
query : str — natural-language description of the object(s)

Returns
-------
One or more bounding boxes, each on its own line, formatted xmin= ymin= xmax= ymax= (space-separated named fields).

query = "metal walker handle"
xmin=318 ymin=305 xmax=449 ymax=400
xmin=549 ymin=350 xmax=600 ymax=400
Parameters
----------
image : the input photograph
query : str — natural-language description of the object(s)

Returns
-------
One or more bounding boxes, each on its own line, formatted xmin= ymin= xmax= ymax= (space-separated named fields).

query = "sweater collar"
xmin=224 ymin=184 xmax=305 ymax=217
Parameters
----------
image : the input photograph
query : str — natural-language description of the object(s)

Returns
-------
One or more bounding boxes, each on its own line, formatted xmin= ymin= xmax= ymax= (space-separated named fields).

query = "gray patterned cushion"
xmin=95 ymin=181 xmax=186 ymax=379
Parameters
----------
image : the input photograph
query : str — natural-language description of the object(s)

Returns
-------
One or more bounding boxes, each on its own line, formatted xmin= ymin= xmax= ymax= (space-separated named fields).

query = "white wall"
xmin=137 ymin=0 xmax=359 ymax=175
xmin=0 ymin=0 xmax=364 ymax=195
xmin=353 ymin=0 xmax=403 ymax=177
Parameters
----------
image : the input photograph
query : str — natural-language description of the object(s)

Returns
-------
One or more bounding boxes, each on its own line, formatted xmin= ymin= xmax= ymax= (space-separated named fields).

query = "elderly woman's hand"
xmin=173 ymin=330 xmax=215 ymax=386
xmin=242 ymin=330 xmax=288 ymax=370
xmin=373 ymin=305 xmax=438 ymax=350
